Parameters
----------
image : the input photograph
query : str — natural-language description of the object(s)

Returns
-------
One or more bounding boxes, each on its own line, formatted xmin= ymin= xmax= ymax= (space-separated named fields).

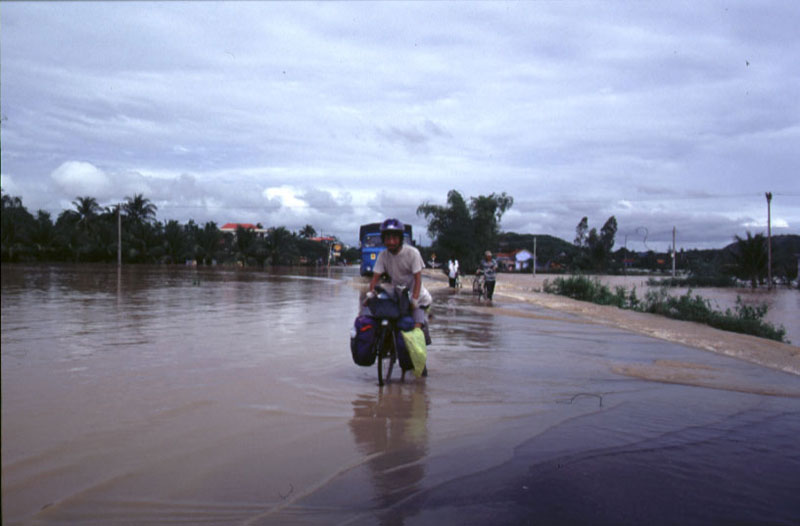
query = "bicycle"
xmin=374 ymin=317 xmax=398 ymax=386
xmin=365 ymin=286 xmax=409 ymax=386
xmin=472 ymin=272 xmax=488 ymax=301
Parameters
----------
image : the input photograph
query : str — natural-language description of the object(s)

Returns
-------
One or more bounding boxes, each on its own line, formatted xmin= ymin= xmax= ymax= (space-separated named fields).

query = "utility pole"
xmin=117 ymin=204 xmax=122 ymax=266
xmin=766 ymin=192 xmax=773 ymax=290
xmin=671 ymin=227 xmax=677 ymax=278
xmin=532 ymin=236 xmax=537 ymax=278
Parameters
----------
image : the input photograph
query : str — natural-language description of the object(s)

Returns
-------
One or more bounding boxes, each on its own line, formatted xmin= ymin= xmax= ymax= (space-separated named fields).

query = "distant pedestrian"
xmin=478 ymin=251 xmax=497 ymax=300
xmin=448 ymin=258 xmax=460 ymax=288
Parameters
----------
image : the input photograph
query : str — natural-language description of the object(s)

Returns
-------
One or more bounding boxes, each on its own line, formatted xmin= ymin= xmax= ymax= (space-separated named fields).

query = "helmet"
xmin=380 ymin=218 xmax=405 ymax=243
xmin=485 ymin=251 xmax=493 ymax=257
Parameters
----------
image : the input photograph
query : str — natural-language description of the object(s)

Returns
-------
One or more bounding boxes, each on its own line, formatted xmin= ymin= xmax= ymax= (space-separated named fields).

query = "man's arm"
xmin=368 ymin=272 xmax=381 ymax=292
xmin=412 ymin=271 xmax=422 ymax=302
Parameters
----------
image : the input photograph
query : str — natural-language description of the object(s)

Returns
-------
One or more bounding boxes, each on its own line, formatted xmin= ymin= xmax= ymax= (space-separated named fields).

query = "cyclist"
xmin=477 ymin=250 xmax=498 ymax=301
xmin=367 ymin=218 xmax=432 ymax=330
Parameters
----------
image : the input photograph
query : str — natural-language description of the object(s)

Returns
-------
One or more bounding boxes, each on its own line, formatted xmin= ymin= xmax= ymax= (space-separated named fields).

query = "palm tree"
xmin=299 ymin=224 xmax=317 ymax=239
xmin=1 ymin=191 xmax=36 ymax=261
xmin=266 ymin=226 xmax=297 ymax=265
xmin=72 ymin=196 xmax=101 ymax=226
xmin=123 ymin=194 xmax=157 ymax=225
xmin=198 ymin=221 xmax=221 ymax=265
xmin=122 ymin=194 xmax=158 ymax=262
xmin=30 ymin=211 xmax=58 ymax=259
xmin=732 ymin=231 xmax=767 ymax=288
xmin=234 ymin=225 xmax=257 ymax=265
xmin=163 ymin=219 xmax=185 ymax=264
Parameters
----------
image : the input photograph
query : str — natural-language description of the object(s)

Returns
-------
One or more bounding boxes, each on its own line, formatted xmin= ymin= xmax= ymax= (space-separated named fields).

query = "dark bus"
xmin=359 ymin=222 xmax=413 ymax=276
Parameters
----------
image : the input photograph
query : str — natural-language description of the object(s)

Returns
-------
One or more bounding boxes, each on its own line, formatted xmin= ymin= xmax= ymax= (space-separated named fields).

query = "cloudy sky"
xmin=2 ymin=1 xmax=798 ymax=250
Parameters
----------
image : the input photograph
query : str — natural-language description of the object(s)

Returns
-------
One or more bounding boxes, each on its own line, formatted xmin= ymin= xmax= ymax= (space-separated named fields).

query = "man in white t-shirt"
xmin=448 ymin=259 xmax=459 ymax=288
xmin=367 ymin=218 xmax=431 ymax=328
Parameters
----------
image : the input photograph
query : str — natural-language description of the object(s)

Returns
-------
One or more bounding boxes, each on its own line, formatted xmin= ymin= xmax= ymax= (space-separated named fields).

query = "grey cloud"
xmin=376 ymin=119 xmax=451 ymax=152
xmin=2 ymin=2 xmax=798 ymax=250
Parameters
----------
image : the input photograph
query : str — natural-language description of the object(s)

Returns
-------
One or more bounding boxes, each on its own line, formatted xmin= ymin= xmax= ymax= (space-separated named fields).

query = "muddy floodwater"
xmin=2 ymin=264 xmax=799 ymax=525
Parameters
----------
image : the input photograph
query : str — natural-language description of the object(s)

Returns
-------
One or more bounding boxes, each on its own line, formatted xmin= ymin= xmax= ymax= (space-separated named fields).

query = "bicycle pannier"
xmin=367 ymin=286 xmax=410 ymax=320
xmin=350 ymin=315 xmax=378 ymax=366
xmin=395 ymin=333 xmax=414 ymax=372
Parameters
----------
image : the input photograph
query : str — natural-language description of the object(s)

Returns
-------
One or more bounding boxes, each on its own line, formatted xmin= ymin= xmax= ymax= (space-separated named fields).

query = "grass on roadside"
xmin=543 ymin=275 xmax=788 ymax=343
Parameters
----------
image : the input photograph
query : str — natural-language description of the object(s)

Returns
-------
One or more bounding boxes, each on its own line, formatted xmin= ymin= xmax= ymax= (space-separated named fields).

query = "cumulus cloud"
xmin=2 ymin=2 xmax=798 ymax=248
xmin=50 ymin=161 xmax=112 ymax=198
xmin=1 ymin=174 xmax=22 ymax=196
xmin=263 ymin=186 xmax=309 ymax=212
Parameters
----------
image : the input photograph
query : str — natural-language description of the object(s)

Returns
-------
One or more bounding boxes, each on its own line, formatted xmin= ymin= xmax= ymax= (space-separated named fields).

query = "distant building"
xmin=495 ymin=249 xmax=534 ymax=272
xmin=220 ymin=223 xmax=268 ymax=237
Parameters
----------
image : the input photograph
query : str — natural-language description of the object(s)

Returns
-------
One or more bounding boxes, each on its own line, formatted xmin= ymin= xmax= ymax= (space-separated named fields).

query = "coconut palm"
xmin=72 ymin=196 xmax=101 ymax=226
xmin=123 ymin=194 xmax=157 ymax=225
xmin=197 ymin=221 xmax=221 ymax=265
xmin=266 ymin=226 xmax=297 ymax=265
xmin=732 ymin=231 xmax=768 ymax=288
xmin=299 ymin=224 xmax=317 ymax=239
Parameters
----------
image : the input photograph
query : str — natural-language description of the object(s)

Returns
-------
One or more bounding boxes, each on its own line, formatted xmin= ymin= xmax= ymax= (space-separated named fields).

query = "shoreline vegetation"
xmin=542 ymin=275 xmax=787 ymax=343
xmin=420 ymin=269 xmax=799 ymax=377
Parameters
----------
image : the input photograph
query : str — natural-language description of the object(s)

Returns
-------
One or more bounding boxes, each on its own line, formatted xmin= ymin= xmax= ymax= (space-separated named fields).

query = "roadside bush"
xmin=543 ymin=276 xmax=638 ymax=309
xmin=639 ymin=288 xmax=787 ymax=343
xmin=544 ymin=278 xmax=788 ymax=343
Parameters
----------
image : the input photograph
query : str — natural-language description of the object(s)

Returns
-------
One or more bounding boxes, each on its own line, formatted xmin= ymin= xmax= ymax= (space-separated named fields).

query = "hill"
xmin=496 ymin=232 xmax=578 ymax=265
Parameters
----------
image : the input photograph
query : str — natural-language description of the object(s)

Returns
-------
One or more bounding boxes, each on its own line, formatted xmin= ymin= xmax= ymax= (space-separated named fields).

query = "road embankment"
xmin=423 ymin=269 xmax=800 ymax=376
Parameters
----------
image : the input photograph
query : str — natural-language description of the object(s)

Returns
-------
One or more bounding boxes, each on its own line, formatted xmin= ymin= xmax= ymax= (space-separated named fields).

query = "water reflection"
xmin=349 ymin=384 xmax=429 ymax=525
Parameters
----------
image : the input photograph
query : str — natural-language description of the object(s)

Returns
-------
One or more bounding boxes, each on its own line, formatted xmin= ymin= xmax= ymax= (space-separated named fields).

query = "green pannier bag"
xmin=400 ymin=328 xmax=427 ymax=377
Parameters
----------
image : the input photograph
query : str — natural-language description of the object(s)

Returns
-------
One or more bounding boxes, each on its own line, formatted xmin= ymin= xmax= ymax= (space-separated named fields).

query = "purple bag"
xmin=350 ymin=315 xmax=378 ymax=366
xmin=395 ymin=330 xmax=414 ymax=372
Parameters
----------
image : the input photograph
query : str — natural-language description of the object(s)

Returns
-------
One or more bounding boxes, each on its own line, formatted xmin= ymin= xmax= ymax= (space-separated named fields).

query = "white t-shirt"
xmin=374 ymin=244 xmax=432 ymax=307
xmin=448 ymin=259 xmax=459 ymax=278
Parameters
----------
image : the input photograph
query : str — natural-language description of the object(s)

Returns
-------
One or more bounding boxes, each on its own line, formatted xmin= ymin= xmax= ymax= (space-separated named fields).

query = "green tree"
xmin=182 ymin=220 xmax=201 ymax=263
xmin=122 ymin=195 xmax=158 ymax=262
xmin=265 ymin=226 xmax=297 ymax=265
xmin=417 ymin=190 xmax=513 ymax=271
xmin=470 ymin=192 xmax=514 ymax=256
xmin=299 ymin=224 xmax=317 ymax=239
xmin=30 ymin=210 xmax=58 ymax=260
xmin=732 ymin=231 xmax=767 ymax=288
xmin=572 ymin=215 xmax=617 ymax=271
xmin=72 ymin=196 xmax=101 ymax=226
xmin=234 ymin=225 xmax=258 ymax=265
xmin=123 ymin=194 xmax=157 ymax=225
xmin=197 ymin=221 xmax=221 ymax=265
xmin=600 ymin=216 xmax=618 ymax=254
xmin=1 ymin=191 xmax=36 ymax=261
xmin=574 ymin=217 xmax=589 ymax=248
xmin=163 ymin=219 xmax=186 ymax=263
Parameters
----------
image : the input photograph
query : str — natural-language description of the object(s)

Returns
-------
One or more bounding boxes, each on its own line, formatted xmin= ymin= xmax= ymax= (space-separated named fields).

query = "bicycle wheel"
xmin=472 ymin=277 xmax=482 ymax=296
xmin=476 ymin=278 xmax=485 ymax=301
xmin=376 ymin=325 xmax=395 ymax=386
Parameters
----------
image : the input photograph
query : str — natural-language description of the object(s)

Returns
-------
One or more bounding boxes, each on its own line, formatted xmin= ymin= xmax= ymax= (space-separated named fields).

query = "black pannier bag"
xmin=350 ymin=315 xmax=378 ymax=366
xmin=366 ymin=286 xmax=410 ymax=320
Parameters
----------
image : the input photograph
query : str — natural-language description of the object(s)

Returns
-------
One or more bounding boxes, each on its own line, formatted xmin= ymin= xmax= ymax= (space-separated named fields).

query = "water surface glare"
xmin=2 ymin=265 xmax=799 ymax=525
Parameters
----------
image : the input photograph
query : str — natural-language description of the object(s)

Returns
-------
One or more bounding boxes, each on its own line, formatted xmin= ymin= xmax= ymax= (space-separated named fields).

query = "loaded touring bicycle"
xmin=350 ymin=285 xmax=425 ymax=386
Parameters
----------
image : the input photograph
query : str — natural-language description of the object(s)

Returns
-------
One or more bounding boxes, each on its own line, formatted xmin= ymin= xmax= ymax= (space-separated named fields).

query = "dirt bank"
xmin=423 ymin=269 xmax=800 ymax=376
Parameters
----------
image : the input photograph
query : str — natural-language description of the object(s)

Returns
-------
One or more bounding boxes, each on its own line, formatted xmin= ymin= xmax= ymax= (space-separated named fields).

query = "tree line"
xmin=3 ymin=188 xmax=797 ymax=286
xmin=415 ymin=189 xmax=797 ymax=286
xmin=1 ymin=191 xmax=352 ymax=266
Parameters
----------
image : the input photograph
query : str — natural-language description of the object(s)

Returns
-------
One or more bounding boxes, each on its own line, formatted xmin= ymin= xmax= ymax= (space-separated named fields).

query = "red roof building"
xmin=220 ymin=223 xmax=267 ymax=234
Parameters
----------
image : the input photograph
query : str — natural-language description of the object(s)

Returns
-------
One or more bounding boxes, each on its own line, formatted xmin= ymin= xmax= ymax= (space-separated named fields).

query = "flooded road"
xmin=2 ymin=265 xmax=799 ymax=525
